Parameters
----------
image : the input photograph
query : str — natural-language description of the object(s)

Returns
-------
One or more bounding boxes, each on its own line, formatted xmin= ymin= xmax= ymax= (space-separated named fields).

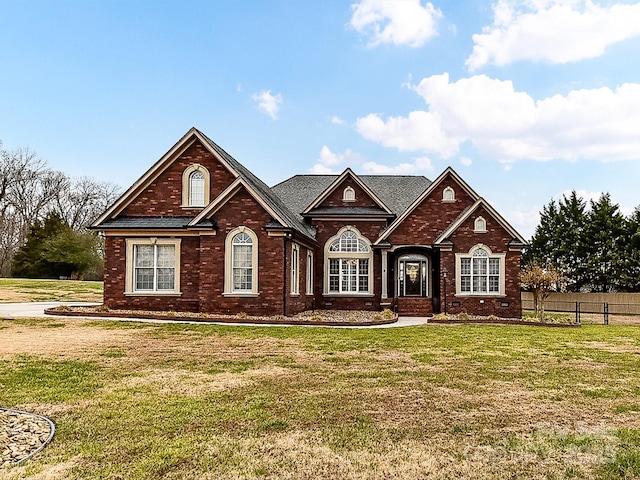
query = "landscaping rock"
xmin=0 ymin=409 xmax=54 ymax=468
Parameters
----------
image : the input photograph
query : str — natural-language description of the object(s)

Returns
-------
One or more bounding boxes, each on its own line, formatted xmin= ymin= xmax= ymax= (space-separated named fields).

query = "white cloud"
xmin=356 ymin=73 xmax=640 ymax=164
xmin=252 ymin=90 xmax=283 ymax=120
xmin=309 ymin=146 xmax=363 ymax=174
xmin=503 ymin=206 xmax=541 ymax=240
xmin=331 ymin=116 xmax=345 ymax=125
xmin=349 ymin=0 xmax=442 ymax=47
xmin=467 ymin=0 xmax=640 ymax=70
xmin=362 ymin=155 xmax=433 ymax=174
xmin=460 ymin=156 xmax=472 ymax=167
xmin=356 ymin=110 xmax=461 ymax=157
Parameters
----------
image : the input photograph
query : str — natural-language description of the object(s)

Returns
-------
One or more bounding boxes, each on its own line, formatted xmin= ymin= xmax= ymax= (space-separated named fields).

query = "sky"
xmin=2 ymin=0 xmax=640 ymax=240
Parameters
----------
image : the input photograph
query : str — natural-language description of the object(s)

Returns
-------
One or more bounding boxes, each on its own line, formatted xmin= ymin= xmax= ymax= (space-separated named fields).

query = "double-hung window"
xmin=126 ymin=239 xmax=181 ymax=294
xmin=325 ymin=228 xmax=372 ymax=295
xmin=224 ymin=227 xmax=259 ymax=296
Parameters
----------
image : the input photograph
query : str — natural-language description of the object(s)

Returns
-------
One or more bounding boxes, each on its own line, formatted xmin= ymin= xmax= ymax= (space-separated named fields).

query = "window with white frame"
xmin=306 ymin=251 xmax=314 ymax=294
xmin=474 ymin=216 xmax=487 ymax=233
xmin=224 ymin=227 xmax=259 ymax=296
xmin=291 ymin=243 xmax=299 ymax=295
xmin=182 ymin=164 xmax=210 ymax=208
xmin=343 ymin=186 xmax=356 ymax=202
xmin=442 ymin=186 xmax=455 ymax=202
xmin=324 ymin=227 xmax=372 ymax=294
xmin=125 ymin=238 xmax=181 ymax=294
xmin=455 ymin=245 xmax=505 ymax=296
xmin=189 ymin=171 xmax=205 ymax=207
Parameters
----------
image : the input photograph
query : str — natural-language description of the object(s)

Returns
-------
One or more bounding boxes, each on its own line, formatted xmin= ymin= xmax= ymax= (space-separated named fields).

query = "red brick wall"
xmin=388 ymin=173 xmax=475 ymax=246
xmin=317 ymin=178 xmax=382 ymax=209
xmin=121 ymin=140 xmax=236 ymax=216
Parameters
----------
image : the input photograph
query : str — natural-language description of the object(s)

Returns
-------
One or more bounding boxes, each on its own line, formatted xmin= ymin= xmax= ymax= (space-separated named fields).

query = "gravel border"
xmin=0 ymin=408 xmax=55 ymax=468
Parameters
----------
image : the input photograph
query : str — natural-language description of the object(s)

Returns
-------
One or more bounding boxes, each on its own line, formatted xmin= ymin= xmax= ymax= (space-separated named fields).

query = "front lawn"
xmin=0 ymin=278 xmax=103 ymax=303
xmin=1 ymin=318 xmax=640 ymax=479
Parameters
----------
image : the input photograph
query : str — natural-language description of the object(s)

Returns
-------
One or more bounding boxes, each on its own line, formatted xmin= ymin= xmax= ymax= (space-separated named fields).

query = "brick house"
xmin=91 ymin=128 xmax=527 ymax=317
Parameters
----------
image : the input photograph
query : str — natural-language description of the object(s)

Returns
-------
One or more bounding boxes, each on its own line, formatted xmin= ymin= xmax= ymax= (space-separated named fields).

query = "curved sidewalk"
xmin=0 ymin=302 xmax=429 ymax=328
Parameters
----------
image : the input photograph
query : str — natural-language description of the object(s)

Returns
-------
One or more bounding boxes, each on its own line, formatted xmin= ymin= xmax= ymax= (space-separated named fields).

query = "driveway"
xmin=0 ymin=302 xmax=429 ymax=328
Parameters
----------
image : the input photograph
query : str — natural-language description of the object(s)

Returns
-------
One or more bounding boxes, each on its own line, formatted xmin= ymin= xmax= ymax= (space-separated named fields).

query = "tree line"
xmin=0 ymin=142 xmax=120 ymax=279
xmin=524 ymin=191 xmax=640 ymax=293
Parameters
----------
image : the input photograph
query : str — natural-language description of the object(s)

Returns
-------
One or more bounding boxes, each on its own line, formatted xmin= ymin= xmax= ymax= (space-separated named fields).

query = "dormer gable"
xmin=302 ymin=168 xmax=393 ymax=217
xmin=434 ymin=198 xmax=528 ymax=247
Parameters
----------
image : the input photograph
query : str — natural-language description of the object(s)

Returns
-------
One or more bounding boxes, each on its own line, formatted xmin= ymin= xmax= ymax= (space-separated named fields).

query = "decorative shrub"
xmin=456 ymin=312 xmax=470 ymax=321
xmin=55 ymin=305 xmax=71 ymax=312
xmin=432 ymin=312 xmax=450 ymax=320
xmin=381 ymin=308 xmax=394 ymax=320
xmin=95 ymin=304 xmax=110 ymax=313
xmin=236 ymin=312 xmax=248 ymax=319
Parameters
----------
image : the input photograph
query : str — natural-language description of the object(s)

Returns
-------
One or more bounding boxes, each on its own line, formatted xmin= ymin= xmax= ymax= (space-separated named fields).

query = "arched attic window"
xmin=442 ymin=186 xmax=455 ymax=202
xmin=182 ymin=164 xmax=210 ymax=208
xmin=343 ymin=186 xmax=356 ymax=202
xmin=474 ymin=216 xmax=487 ymax=233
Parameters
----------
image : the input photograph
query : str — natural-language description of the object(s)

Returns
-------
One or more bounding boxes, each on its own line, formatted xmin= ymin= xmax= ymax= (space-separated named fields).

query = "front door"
xmin=398 ymin=255 xmax=428 ymax=297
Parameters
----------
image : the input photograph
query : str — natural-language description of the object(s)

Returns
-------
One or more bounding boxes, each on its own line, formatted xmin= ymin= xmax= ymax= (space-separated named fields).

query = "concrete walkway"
xmin=0 ymin=302 xmax=429 ymax=328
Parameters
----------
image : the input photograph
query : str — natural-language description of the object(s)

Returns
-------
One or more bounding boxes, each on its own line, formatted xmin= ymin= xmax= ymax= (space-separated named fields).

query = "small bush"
xmin=197 ymin=312 xmax=209 ymax=318
xmin=432 ymin=312 xmax=450 ymax=321
xmin=236 ymin=312 xmax=248 ymax=319
xmin=166 ymin=311 xmax=177 ymax=317
xmin=456 ymin=312 xmax=470 ymax=321
xmin=55 ymin=305 xmax=71 ymax=312
xmin=373 ymin=313 xmax=383 ymax=321
xmin=310 ymin=314 xmax=323 ymax=322
xmin=95 ymin=304 xmax=110 ymax=313
xmin=348 ymin=316 xmax=357 ymax=323
xmin=487 ymin=314 xmax=499 ymax=321
xmin=381 ymin=308 xmax=394 ymax=320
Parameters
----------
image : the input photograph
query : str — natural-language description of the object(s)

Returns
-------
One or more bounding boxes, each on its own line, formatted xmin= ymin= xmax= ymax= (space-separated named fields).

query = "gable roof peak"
xmin=302 ymin=167 xmax=393 ymax=215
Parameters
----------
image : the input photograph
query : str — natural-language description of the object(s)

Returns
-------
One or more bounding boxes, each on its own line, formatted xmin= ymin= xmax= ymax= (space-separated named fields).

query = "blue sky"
xmin=2 ymin=0 xmax=640 ymax=239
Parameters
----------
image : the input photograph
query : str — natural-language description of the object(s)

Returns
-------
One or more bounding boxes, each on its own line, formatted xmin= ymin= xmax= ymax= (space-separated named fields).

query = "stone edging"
xmin=44 ymin=307 xmax=399 ymax=327
xmin=0 ymin=408 xmax=55 ymax=468
xmin=428 ymin=318 xmax=581 ymax=327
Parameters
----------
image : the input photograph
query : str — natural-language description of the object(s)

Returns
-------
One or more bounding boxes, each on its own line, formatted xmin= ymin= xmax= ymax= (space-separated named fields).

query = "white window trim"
xmin=343 ymin=186 xmax=356 ymax=202
xmin=181 ymin=164 xmax=210 ymax=208
xmin=474 ymin=216 xmax=487 ymax=233
xmin=223 ymin=226 xmax=259 ymax=297
xmin=306 ymin=250 xmax=314 ymax=295
xmin=291 ymin=243 xmax=300 ymax=296
xmin=125 ymin=238 xmax=181 ymax=296
xmin=455 ymin=244 xmax=505 ymax=297
xmin=442 ymin=186 xmax=455 ymax=203
xmin=323 ymin=226 xmax=373 ymax=296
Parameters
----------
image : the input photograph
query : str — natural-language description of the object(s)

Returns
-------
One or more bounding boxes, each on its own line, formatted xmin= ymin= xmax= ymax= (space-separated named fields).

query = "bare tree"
xmin=0 ymin=142 xmax=121 ymax=277
xmin=53 ymin=176 xmax=121 ymax=230
xmin=520 ymin=261 xmax=565 ymax=322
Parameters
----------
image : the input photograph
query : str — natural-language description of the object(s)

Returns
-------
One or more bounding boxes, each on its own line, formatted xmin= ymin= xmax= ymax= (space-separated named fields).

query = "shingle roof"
xmin=271 ymin=174 xmax=432 ymax=221
xmin=197 ymin=130 xmax=316 ymax=240
xmin=98 ymin=217 xmax=214 ymax=229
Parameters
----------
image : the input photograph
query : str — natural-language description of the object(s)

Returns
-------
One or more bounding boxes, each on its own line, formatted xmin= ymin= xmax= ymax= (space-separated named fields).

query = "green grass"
xmin=3 ymin=320 xmax=640 ymax=479
xmin=0 ymin=278 xmax=103 ymax=302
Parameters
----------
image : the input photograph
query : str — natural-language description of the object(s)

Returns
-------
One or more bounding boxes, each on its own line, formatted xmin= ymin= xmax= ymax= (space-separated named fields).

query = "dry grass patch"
xmin=2 ymin=320 xmax=640 ymax=479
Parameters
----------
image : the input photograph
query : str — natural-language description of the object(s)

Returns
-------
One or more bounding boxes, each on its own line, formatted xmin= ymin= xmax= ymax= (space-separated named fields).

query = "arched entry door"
xmin=398 ymin=254 xmax=428 ymax=297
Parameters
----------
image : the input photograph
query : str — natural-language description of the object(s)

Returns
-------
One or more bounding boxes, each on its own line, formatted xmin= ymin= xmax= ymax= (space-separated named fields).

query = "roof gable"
xmin=434 ymin=198 xmax=528 ymax=246
xmin=92 ymin=128 xmax=314 ymax=240
xmin=374 ymin=167 xmax=480 ymax=245
xmin=302 ymin=168 xmax=393 ymax=215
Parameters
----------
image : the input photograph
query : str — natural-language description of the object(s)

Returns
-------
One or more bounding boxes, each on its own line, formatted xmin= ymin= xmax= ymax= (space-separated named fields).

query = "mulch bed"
xmin=428 ymin=318 xmax=581 ymax=327
xmin=44 ymin=307 xmax=399 ymax=327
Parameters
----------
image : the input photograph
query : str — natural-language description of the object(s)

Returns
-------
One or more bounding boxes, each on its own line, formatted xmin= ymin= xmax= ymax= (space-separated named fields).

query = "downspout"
xmin=283 ymin=236 xmax=288 ymax=317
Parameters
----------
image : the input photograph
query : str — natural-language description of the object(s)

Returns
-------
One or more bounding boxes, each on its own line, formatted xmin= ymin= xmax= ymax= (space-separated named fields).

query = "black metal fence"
xmin=522 ymin=299 xmax=640 ymax=325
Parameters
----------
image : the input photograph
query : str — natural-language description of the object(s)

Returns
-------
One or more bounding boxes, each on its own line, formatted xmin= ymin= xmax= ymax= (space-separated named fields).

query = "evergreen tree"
xmin=582 ymin=194 xmax=626 ymax=292
xmin=620 ymin=207 xmax=640 ymax=292
xmin=11 ymin=213 xmax=69 ymax=278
